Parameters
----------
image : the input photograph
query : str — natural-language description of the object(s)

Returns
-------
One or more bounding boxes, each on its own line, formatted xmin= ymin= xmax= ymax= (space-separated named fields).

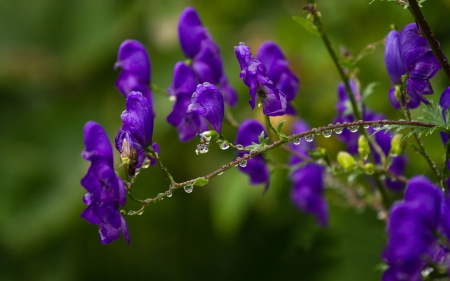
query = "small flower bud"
xmin=308 ymin=147 xmax=327 ymax=161
xmin=390 ymin=134 xmax=406 ymax=156
xmin=337 ymin=151 xmax=355 ymax=171
xmin=358 ymin=135 xmax=370 ymax=160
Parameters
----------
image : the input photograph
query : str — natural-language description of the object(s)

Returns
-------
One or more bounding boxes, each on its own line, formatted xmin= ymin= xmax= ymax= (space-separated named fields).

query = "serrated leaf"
xmin=193 ymin=177 xmax=209 ymax=186
xmin=292 ymin=16 xmax=320 ymax=36
xmin=276 ymin=119 xmax=286 ymax=134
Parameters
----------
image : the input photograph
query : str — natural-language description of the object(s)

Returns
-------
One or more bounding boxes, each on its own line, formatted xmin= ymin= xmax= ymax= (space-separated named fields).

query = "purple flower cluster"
xmin=334 ymin=81 xmax=406 ymax=191
xmin=385 ymin=23 xmax=441 ymax=109
xmin=289 ymin=119 xmax=328 ymax=226
xmin=115 ymin=91 xmax=157 ymax=176
xmin=234 ymin=42 xmax=288 ymax=116
xmin=114 ymin=40 xmax=152 ymax=104
xmin=81 ymin=121 xmax=130 ymax=244
xmin=383 ymin=176 xmax=443 ymax=280
xmin=167 ymin=7 xmax=236 ymax=141
xmin=235 ymin=120 xmax=270 ymax=191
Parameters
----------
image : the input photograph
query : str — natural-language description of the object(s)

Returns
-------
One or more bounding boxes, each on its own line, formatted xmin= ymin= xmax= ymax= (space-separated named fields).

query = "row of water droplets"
xmin=290 ymin=121 xmax=385 ymax=145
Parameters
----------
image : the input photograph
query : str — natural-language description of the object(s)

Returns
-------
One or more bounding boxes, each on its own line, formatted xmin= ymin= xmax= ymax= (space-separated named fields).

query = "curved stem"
xmin=408 ymin=0 xmax=450 ymax=82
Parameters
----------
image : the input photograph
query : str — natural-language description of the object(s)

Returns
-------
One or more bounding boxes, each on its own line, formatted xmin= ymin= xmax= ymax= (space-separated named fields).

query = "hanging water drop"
xmin=372 ymin=123 xmax=381 ymax=130
xmin=293 ymin=138 xmax=301 ymax=145
xmin=322 ymin=129 xmax=332 ymax=138
xmin=158 ymin=193 xmax=164 ymax=201
xmin=333 ymin=127 xmax=343 ymax=134
xmin=239 ymin=159 xmax=247 ymax=167
xmin=235 ymin=144 xmax=243 ymax=150
xmin=349 ymin=125 xmax=359 ymax=133
xmin=184 ymin=184 xmax=193 ymax=193
xmin=167 ymin=191 xmax=173 ymax=198
xmin=141 ymin=158 xmax=150 ymax=169
xmin=219 ymin=141 xmax=230 ymax=150
xmin=305 ymin=134 xmax=314 ymax=142
xmin=363 ymin=124 xmax=370 ymax=129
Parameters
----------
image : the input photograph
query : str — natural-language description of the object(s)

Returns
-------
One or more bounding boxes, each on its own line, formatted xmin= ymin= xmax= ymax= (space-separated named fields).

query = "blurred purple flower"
xmin=439 ymin=87 xmax=450 ymax=146
xmin=115 ymin=92 xmax=157 ymax=175
xmin=81 ymin=121 xmax=130 ymax=244
xmin=383 ymin=176 xmax=443 ymax=280
xmin=167 ymin=62 xmax=208 ymax=142
xmin=289 ymin=119 xmax=328 ymax=226
xmin=257 ymin=41 xmax=299 ymax=115
xmin=114 ymin=40 xmax=152 ymax=104
xmin=235 ymin=42 xmax=287 ymax=116
xmin=384 ymin=24 xmax=441 ymax=109
xmin=187 ymin=83 xmax=224 ymax=134
xmin=176 ymin=7 xmax=237 ymax=107
xmin=235 ymin=120 xmax=269 ymax=191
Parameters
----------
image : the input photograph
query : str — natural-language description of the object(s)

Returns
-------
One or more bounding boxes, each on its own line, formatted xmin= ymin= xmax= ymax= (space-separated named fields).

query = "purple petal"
xmin=192 ymin=40 xmax=223 ymax=84
xmin=178 ymin=7 xmax=208 ymax=58
xmin=82 ymin=121 xmax=113 ymax=165
xmin=219 ymin=76 xmax=238 ymax=107
xmin=187 ymin=83 xmax=224 ymax=133
xmin=385 ymin=30 xmax=405 ymax=85
xmin=168 ymin=62 xmax=198 ymax=97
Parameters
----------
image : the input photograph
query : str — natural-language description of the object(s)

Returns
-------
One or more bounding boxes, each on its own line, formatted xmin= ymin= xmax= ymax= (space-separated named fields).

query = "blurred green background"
xmin=1 ymin=0 xmax=450 ymax=280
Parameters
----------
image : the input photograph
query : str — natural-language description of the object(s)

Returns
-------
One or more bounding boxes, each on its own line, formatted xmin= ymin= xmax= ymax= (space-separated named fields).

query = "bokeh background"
xmin=1 ymin=0 xmax=450 ymax=280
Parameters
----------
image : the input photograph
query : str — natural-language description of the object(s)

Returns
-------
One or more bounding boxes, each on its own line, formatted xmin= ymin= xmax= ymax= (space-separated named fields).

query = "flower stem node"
xmin=390 ymin=134 xmax=406 ymax=156
xmin=337 ymin=151 xmax=356 ymax=172
xmin=358 ymin=135 xmax=370 ymax=161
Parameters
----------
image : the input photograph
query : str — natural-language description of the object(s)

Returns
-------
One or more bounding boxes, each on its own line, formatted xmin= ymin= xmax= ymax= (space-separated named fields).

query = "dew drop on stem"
xmin=305 ymin=134 xmax=314 ymax=142
xmin=184 ymin=184 xmax=193 ymax=193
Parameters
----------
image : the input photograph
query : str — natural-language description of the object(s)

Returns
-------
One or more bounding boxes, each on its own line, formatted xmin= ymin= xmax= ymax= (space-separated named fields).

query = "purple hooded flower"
xmin=289 ymin=119 xmax=328 ymax=226
xmin=176 ymin=7 xmax=237 ymax=107
xmin=439 ymin=87 xmax=450 ymax=146
xmin=81 ymin=121 xmax=130 ymax=244
xmin=167 ymin=62 xmax=208 ymax=142
xmin=257 ymin=41 xmax=299 ymax=115
xmin=115 ymin=91 xmax=157 ymax=175
xmin=235 ymin=120 xmax=269 ymax=191
xmin=114 ymin=40 xmax=152 ymax=103
xmin=187 ymin=83 xmax=224 ymax=134
xmin=384 ymin=24 xmax=441 ymax=109
xmin=383 ymin=176 xmax=443 ymax=280
xmin=235 ymin=42 xmax=287 ymax=116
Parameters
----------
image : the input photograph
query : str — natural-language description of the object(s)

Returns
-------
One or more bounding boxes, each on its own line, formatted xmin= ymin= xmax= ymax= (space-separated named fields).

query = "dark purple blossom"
xmin=439 ymin=87 xmax=450 ymax=146
xmin=114 ymin=40 xmax=152 ymax=103
xmin=176 ymin=7 xmax=237 ymax=107
xmin=81 ymin=121 xmax=130 ymax=244
xmin=383 ymin=176 xmax=443 ymax=281
xmin=289 ymin=119 xmax=328 ymax=226
xmin=167 ymin=62 xmax=208 ymax=142
xmin=384 ymin=24 xmax=441 ymax=109
xmin=235 ymin=42 xmax=287 ymax=116
xmin=235 ymin=120 xmax=269 ymax=191
xmin=257 ymin=41 xmax=299 ymax=115
xmin=187 ymin=83 xmax=224 ymax=134
xmin=115 ymin=91 xmax=157 ymax=175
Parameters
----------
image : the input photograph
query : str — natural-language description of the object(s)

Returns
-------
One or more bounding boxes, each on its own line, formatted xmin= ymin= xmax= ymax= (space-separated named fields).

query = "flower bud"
xmin=390 ymin=134 xmax=406 ymax=156
xmin=308 ymin=147 xmax=327 ymax=161
xmin=337 ymin=151 xmax=355 ymax=171
xmin=358 ymin=135 xmax=370 ymax=160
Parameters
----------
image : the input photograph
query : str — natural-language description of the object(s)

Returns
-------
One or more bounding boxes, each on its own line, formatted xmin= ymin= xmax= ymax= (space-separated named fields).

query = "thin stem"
xmin=145 ymin=147 xmax=175 ymax=184
xmin=150 ymin=84 xmax=170 ymax=97
xmin=408 ymin=0 xmax=450 ymax=82
xmin=265 ymin=115 xmax=278 ymax=136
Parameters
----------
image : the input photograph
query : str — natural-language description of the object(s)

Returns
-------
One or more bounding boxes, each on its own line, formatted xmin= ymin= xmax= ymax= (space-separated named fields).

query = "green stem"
xmin=408 ymin=0 xmax=450 ymax=83
xmin=265 ymin=115 xmax=278 ymax=136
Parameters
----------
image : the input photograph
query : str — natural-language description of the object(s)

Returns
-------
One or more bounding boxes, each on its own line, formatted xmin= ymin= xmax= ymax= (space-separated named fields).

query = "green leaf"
xmin=362 ymin=82 xmax=379 ymax=101
xmin=193 ymin=177 xmax=209 ymax=186
xmin=276 ymin=119 xmax=286 ymax=134
xmin=279 ymin=133 xmax=290 ymax=141
xmin=292 ymin=16 xmax=320 ymax=36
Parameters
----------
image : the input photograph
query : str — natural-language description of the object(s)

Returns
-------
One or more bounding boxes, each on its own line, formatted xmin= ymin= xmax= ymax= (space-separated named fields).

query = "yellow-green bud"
xmin=358 ymin=135 xmax=370 ymax=160
xmin=337 ymin=151 xmax=355 ymax=171
xmin=390 ymin=134 xmax=406 ymax=156
xmin=309 ymin=147 xmax=327 ymax=160
xmin=364 ymin=163 xmax=375 ymax=175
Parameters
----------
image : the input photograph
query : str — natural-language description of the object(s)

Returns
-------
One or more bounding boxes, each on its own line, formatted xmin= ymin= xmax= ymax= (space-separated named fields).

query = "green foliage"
xmin=193 ymin=177 xmax=209 ymax=186
xmin=292 ymin=16 xmax=320 ymax=36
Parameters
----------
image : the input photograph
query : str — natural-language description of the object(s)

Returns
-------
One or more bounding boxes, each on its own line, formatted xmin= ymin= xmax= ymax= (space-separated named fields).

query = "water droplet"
xmin=363 ymin=124 xmax=370 ymax=129
xmin=322 ymin=129 xmax=332 ymax=138
xmin=257 ymin=102 xmax=262 ymax=108
xmin=219 ymin=141 xmax=229 ymax=150
xmin=203 ymin=82 xmax=210 ymax=85
xmin=158 ymin=193 xmax=164 ymax=201
xmin=312 ymin=128 xmax=320 ymax=135
xmin=377 ymin=211 xmax=386 ymax=220
xmin=239 ymin=42 xmax=245 ymax=45
xmin=136 ymin=210 xmax=144 ymax=216
xmin=141 ymin=158 xmax=150 ymax=169
xmin=422 ymin=267 xmax=434 ymax=277
xmin=191 ymin=92 xmax=196 ymax=102
xmin=349 ymin=125 xmax=359 ymax=132
xmin=184 ymin=184 xmax=193 ymax=193
xmin=196 ymin=143 xmax=209 ymax=155
xmin=305 ymin=134 xmax=314 ymax=142
xmin=235 ymin=144 xmax=243 ymax=150
xmin=334 ymin=127 xmax=343 ymax=134
xmin=167 ymin=191 xmax=173 ymax=198
xmin=239 ymin=159 xmax=247 ymax=167
xmin=293 ymin=138 xmax=301 ymax=145
xmin=372 ymin=123 xmax=381 ymax=130
xmin=169 ymin=96 xmax=176 ymax=102
xmin=218 ymin=172 xmax=223 ymax=175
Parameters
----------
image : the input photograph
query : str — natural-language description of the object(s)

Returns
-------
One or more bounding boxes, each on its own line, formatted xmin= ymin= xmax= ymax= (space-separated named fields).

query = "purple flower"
xmin=167 ymin=62 xmax=208 ymax=142
xmin=439 ymin=87 xmax=450 ymax=146
xmin=289 ymin=119 xmax=328 ymax=226
xmin=81 ymin=121 xmax=130 ymax=244
xmin=115 ymin=91 xmax=156 ymax=175
xmin=187 ymin=83 xmax=224 ymax=134
xmin=235 ymin=120 xmax=269 ymax=191
xmin=257 ymin=41 xmax=299 ymax=115
xmin=235 ymin=42 xmax=287 ymax=116
xmin=384 ymin=24 xmax=441 ymax=109
xmin=176 ymin=7 xmax=237 ymax=107
xmin=114 ymin=40 xmax=152 ymax=103
xmin=383 ymin=176 xmax=443 ymax=280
